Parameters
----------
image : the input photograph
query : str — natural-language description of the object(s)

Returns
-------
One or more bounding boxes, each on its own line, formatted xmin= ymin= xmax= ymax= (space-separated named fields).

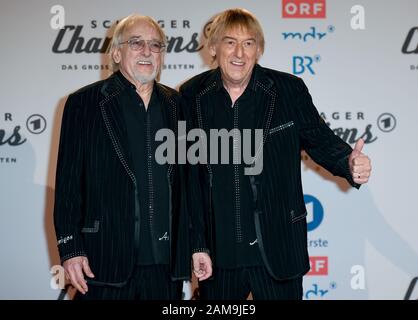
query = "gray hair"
xmin=110 ymin=14 xmax=166 ymax=72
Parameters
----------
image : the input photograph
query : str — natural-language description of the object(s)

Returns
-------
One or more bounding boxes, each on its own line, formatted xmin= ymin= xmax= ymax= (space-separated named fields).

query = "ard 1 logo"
xmin=1 ymin=113 xmax=46 ymax=146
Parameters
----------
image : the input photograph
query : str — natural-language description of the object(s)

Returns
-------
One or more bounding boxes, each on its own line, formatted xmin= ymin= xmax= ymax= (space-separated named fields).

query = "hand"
xmin=63 ymin=256 xmax=95 ymax=294
xmin=349 ymin=138 xmax=372 ymax=184
xmin=192 ymin=252 xmax=212 ymax=281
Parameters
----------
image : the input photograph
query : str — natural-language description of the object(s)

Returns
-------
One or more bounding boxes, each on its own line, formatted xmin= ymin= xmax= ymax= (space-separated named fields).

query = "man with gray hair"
xmin=54 ymin=14 xmax=190 ymax=299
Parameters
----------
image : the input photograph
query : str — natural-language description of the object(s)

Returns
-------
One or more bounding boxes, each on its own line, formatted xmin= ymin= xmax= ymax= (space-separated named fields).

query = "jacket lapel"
xmin=196 ymin=65 xmax=278 ymax=164
xmin=155 ymin=83 xmax=178 ymax=180
xmin=99 ymin=74 xmax=137 ymax=186
xmin=252 ymin=65 xmax=277 ymax=159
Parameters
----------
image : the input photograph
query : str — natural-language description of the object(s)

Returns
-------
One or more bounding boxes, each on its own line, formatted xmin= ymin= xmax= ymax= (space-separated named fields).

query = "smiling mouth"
xmin=137 ymin=61 xmax=153 ymax=66
xmin=231 ymin=61 xmax=245 ymax=66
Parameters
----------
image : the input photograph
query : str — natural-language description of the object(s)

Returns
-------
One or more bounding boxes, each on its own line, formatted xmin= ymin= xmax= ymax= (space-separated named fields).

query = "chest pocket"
xmin=269 ymin=120 xmax=295 ymax=135
xmin=266 ymin=119 xmax=299 ymax=161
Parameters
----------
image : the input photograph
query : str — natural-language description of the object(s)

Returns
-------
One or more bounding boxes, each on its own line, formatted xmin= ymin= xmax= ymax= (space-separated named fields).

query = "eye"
xmin=243 ymin=40 xmax=255 ymax=48
xmin=129 ymin=38 xmax=144 ymax=49
xmin=149 ymin=41 xmax=163 ymax=52
xmin=224 ymin=39 xmax=236 ymax=47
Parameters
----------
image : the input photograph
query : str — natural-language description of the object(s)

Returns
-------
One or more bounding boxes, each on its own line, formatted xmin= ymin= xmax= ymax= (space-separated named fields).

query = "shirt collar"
xmin=115 ymin=70 xmax=136 ymax=90
xmin=214 ymin=64 xmax=259 ymax=93
xmin=115 ymin=70 xmax=160 ymax=98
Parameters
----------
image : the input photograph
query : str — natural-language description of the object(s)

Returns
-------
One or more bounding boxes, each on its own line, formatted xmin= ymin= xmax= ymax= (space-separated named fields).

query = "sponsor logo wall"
xmin=0 ymin=0 xmax=417 ymax=299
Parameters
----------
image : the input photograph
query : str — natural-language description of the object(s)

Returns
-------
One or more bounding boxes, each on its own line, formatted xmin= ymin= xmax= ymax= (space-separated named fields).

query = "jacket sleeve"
xmin=53 ymin=93 xmax=87 ymax=263
xmin=179 ymin=86 xmax=210 ymax=255
xmin=294 ymin=78 xmax=360 ymax=189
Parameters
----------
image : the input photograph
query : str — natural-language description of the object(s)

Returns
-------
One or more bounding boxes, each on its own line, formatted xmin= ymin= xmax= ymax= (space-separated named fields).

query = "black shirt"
xmin=210 ymin=70 xmax=263 ymax=268
xmin=117 ymin=71 xmax=170 ymax=265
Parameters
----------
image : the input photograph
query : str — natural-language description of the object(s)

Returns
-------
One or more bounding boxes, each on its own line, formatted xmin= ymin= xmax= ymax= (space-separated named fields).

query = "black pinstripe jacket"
xmin=180 ymin=64 xmax=359 ymax=280
xmin=54 ymin=73 xmax=190 ymax=286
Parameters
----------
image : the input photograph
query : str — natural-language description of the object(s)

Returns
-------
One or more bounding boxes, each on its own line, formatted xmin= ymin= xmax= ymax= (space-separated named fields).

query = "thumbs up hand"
xmin=349 ymin=138 xmax=371 ymax=184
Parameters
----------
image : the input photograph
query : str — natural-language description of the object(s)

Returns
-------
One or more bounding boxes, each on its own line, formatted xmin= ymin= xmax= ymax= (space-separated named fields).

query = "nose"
xmin=234 ymin=42 xmax=243 ymax=58
xmin=142 ymin=42 xmax=152 ymax=57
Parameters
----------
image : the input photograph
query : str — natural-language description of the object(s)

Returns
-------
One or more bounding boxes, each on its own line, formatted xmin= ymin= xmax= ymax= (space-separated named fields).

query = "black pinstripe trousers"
xmin=75 ymin=264 xmax=182 ymax=300
xmin=199 ymin=266 xmax=303 ymax=300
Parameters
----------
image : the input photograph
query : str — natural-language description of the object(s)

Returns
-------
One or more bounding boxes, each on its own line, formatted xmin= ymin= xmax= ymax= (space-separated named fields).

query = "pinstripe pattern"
xmin=199 ymin=267 xmax=302 ymax=300
xmin=54 ymin=73 xmax=191 ymax=288
xmin=181 ymin=64 xmax=360 ymax=282
xmin=76 ymin=265 xmax=182 ymax=300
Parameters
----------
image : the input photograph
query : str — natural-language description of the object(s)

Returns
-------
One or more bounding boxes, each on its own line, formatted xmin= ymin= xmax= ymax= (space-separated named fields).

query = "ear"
xmin=209 ymin=44 xmax=216 ymax=58
xmin=256 ymin=46 xmax=262 ymax=61
xmin=112 ymin=47 xmax=121 ymax=64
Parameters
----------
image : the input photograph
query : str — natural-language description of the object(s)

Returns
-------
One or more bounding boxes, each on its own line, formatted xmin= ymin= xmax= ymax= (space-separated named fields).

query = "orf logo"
xmin=307 ymin=256 xmax=328 ymax=276
xmin=305 ymin=194 xmax=324 ymax=231
xmin=282 ymin=0 xmax=326 ymax=19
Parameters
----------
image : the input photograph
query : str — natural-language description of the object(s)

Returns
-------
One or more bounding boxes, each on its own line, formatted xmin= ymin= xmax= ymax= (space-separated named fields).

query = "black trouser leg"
xmin=75 ymin=264 xmax=182 ymax=300
xmin=198 ymin=266 xmax=302 ymax=300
